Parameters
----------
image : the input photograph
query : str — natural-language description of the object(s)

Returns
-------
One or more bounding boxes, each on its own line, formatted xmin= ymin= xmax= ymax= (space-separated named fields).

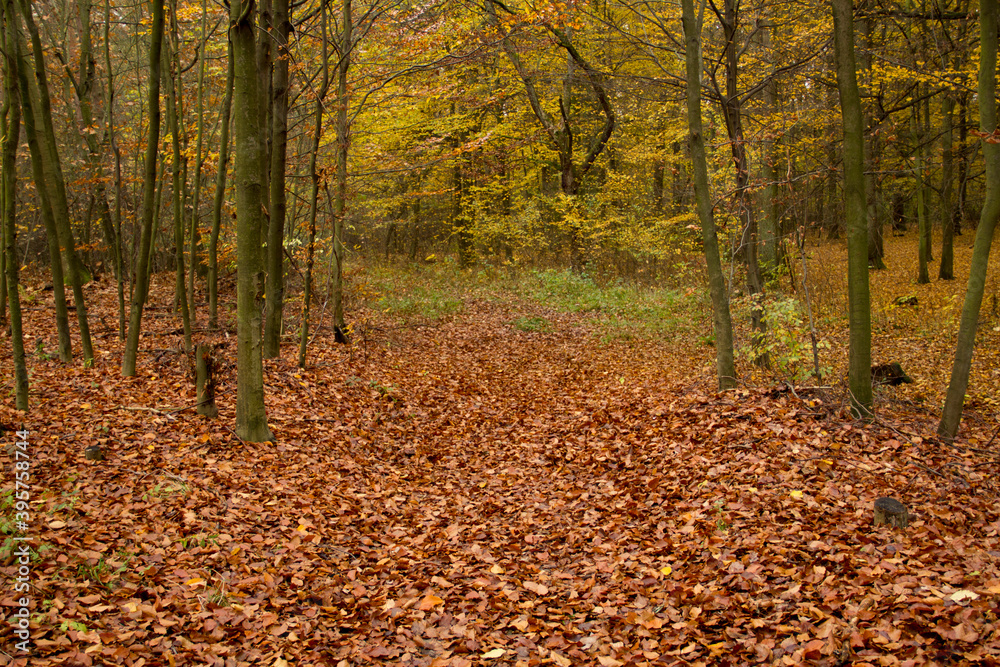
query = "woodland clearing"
xmin=1 ymin=232 xmax=1000 ymax=666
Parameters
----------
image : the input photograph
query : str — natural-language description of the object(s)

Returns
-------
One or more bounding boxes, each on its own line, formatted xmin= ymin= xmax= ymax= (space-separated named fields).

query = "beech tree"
xmin=232 ymin=0 xmax=273 ymax=442
xmin=832 ymin=0 xmax=872 ymax=416
xmin=938 ymin=0 xmax=1000 ymax=440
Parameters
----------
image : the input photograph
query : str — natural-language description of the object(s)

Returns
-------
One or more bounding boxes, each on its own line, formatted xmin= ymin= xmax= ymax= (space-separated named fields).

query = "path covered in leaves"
xmin=2 ymin=285 xmax=1000 ymax=666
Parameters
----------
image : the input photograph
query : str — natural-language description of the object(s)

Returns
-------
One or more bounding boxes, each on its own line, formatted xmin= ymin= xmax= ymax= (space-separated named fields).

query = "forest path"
xmin=3 ymin=292 xmax=999 ymax=666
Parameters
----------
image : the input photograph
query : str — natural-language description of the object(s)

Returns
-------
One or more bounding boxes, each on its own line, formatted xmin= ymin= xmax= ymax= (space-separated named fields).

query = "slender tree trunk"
xmin=2 ymin=0 xmax=28 ymax=409
xmin=682 ymin=0 xmax=736 ymax=390
xmin=939 ymin=88 xmax=956 ymax=280
xmin=299 ymin=0 xmax=329 ymax=368
xmin=263 ymin=0 xmax=291 ymax=357
xmin=15 ymin=40 xmax=71 ymax=362
xmin=166 ymin=0 xmax=191 ymax=354
xmin=232 ymin=0 xmax=273 ymax=442
xmin=209 ymin=38 xmax=234 ymax=330
xmin=832 ymin=0 xmax=873 ymax=417
xmin=122 ymin=0 xmax=164 ymax=377
xmin=105 ymin=0 xmax=124 ymax=339
xmin=330 ymin=0 xmax=352 ymax=343
xmin=939 ymin=0 xmax=1000 ymax=439
xmin=188 ymin=0 xmax=209 ymax=323
xmin=18 ymin=0 xmax=94 ymax=363
xmin=912 ymin=103 xmax=930 ymax=284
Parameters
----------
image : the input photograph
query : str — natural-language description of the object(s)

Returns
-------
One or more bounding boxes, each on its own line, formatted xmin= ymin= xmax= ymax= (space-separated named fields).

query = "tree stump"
xmin=874 ymin=497 xmax=909 ymax=528
xmin=196 ymin=344 xmax=219 ymax=418
xmin=84 ymin=445 xmax=105 ymax=461
xmin=871 ymin=362 xmax=913 ymax=386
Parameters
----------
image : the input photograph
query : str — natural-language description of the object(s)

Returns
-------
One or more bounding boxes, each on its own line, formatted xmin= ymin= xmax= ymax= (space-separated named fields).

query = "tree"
xmin=232 ymin=0 xmax=273 ymax=442
xmin=17 ymin=0 xmax=94 ymax=364
xmin=832 ymin=0 xmax=872 ymax=417
xmin=263 ymin=0 xmax=292 ymax=358
xmin=938 ymin=0 xmax=1000 ymax=440
xmin=2 ymin=0 xmax=28 ymax=410
xmin=122 ymin=0 xmax=165 ymax=377
xmin=682 ymin=0 xmax=735 ymax=391
xmin=485 ymin=0 xmax=616 ymax=273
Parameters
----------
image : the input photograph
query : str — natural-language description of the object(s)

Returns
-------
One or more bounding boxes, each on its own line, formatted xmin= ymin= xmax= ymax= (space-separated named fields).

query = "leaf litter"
xmin=0 ymin=273 xmax=998 ymax=666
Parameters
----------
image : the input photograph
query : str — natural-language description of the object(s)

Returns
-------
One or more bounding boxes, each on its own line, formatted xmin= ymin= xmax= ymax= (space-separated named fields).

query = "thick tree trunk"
xmin=232 ymin=0 xmax=273 ymax=442
xmin=682 ymin=0 xmax=736 ymax=390
xmin=939 ymin=0 xmax=1000 ymax=439
xmin=2 ymin=0 xmax=28 ymax=410
xmin=832 ymin=0 xmax=873 ymax=417
xmin=122 ymin=0 xmax=164 ymax=376
xmin=263 ymin=0 xmax=291 ymax=358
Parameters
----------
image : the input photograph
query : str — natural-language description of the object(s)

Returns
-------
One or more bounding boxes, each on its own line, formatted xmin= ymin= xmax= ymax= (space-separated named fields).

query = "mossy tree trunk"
xmin=2 ymin=0 xmax=28 ymax=410
xmin=832 ymin=0 xmax=873 ymax=417
xmin=122 ymin=0 xmax=163 ymax=376
xmin=232 ymin=0 xmax=273 ymax=442
xmin=682 ymin=0 xmax=736 ymax=391
xmin=939 ymin=0 xmax=1000 ymax=440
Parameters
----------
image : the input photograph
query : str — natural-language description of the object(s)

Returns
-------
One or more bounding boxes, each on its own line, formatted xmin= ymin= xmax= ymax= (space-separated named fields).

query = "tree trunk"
xmin=938 ymin=0 xmax=1000 ymax=439
xmin=263 ymin=0 xmax=291 ymax=358
xmin=330 ymin=0 xmax=351 ymax=343
xmin=717 ymin=0 xmax=767 ymax=366
xmin=188 ymin=0 xmax=210 ymax=324
xmin=166 ymin=0 xmax=191 ymax=354
xmin=232 ymin=0 xmax=273 ymax=442
xmin=208 ymin=38 xmax=234 ymax=330
xmin=832 ymin=0 xmax=873 ymax=417
xmin=15 ymin=39 xmax=72 ymax=363
xmin=122 ymin=0 xmax=164 ymax=377
xmin=912 ymin=103 xmax=930 ymax=284
xmin=298 ymin=0 xmax=329 ymax=368
xmin=682 ymin=0 xmax=736 ymax=391
xmin=2 ymin=0 xmax=28 ymax=410
xmin=939 ymin=88 xmax=956 ymax=280
xmin=18 ymin=0 xmax=94 ymax=364
xmin=105 ymin=0 xmax=125 ymax=339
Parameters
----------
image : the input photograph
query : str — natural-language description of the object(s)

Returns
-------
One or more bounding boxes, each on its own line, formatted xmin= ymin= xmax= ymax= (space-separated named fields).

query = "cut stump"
xmin=196 ymin=344 xmax=219 ymax=418
xmin=874 ymin=497 xmax=909 ymax=528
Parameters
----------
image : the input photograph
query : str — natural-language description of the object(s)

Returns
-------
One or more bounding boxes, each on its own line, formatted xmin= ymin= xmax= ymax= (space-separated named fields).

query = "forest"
xmin=1 ymin=0 xmax=1000 ymax=664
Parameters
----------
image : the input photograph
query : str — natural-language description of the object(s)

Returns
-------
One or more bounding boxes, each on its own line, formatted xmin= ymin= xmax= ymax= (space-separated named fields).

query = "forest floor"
xmin=1 ymin=232 xmax=1000 ymax=666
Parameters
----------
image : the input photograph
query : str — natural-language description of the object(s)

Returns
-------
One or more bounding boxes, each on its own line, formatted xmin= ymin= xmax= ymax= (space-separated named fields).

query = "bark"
xmin=912 ymin=103 xmax=930 ymax=284
xmin=232 ymin=0 xmax=273 ymax=442
xmin=263 ymin=0 xmax=291 ymax=357
xmin=15 ymin=38 xmax=72 ymax=362
xmin=682 ymin=0 xmax=736 ymax=390
xmin=122 ymin=0 xmax=164 ymax=376
xmin=18 ymin=0 xmax=94 ymax=363
xmin=298 ymin=0 xmax=329 ymax=368
xmin=166 ymin=0 xmax=192 ymax=354
xmin=2 ymin=0 xmax=28 ymax=410
xmin=939 ymin=89 xmax=956 ymax=280
xmin=188 ymin=0 xmax=209 ymax=324
xmin=716 ymin=0 xmax=767 ymax=366
xmin=938 ymin=0 xmax=1000 ymax=439
xmin=105 ymin=0 xmax=124 ymax=339
xmin=832 ymin=0 xmax=873 ymax=417
xmin=330 ymin=0 xmax=351 ymax=343
xmin=208 ymin=39 xmax=235 ymax=329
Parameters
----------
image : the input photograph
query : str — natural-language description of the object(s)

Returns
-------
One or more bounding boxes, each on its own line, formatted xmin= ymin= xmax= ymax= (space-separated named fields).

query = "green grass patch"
xmin=524 ymin=269 xmax=705 ymax=340
xmin=512 ymin=316 xmax=553 ymax=333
